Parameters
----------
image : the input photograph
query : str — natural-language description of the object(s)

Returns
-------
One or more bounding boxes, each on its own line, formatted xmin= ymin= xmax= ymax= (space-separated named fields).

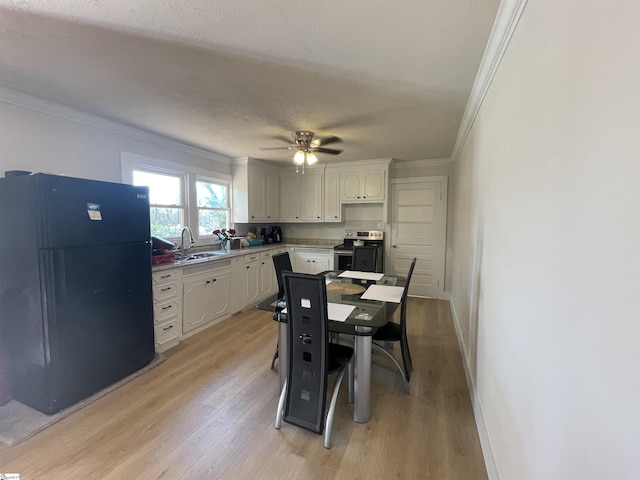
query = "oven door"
xmin=334 ymin=249 xmax=353 ymax=271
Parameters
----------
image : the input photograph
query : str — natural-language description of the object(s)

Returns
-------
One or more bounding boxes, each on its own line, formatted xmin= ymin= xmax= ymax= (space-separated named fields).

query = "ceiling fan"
xmin=261 ymin=131 xmax=343 ymax=173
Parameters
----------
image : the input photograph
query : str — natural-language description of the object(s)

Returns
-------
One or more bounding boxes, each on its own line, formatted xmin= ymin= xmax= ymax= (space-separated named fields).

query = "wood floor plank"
xmin=0 ymin=298 xmax=488 ymax=479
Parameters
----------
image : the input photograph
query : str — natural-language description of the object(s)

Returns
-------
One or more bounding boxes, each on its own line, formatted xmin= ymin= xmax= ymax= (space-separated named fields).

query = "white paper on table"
xmin=327 ymin=302 xmax=355 ymax=322
xmin=360 ymin=284 xmax=404 ymax=303
xmin=338 ymin=270 xmax=385 ymax=281
xmin=279 ymin=302 xmax=355 ymax=322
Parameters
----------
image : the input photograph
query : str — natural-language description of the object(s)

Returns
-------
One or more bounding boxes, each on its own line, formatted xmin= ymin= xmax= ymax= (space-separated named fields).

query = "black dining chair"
xmin=274 ymin=272 xmax=354 ymax=448
xmin=270 ymin=252 xmax=293 ymax=369
xmin=352 ymin=246 xmax=378 ymax=272
xmin=371 ymin=257 xmax=417 ymax=394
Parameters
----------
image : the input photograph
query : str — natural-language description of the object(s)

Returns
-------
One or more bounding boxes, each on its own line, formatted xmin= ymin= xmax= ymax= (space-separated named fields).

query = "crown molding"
xmin=324 ymin=158 xmax=393 ymax=169
xmin=450 ymin=0 xmax=529 ymax=162
xmin=0 ymin=86 xmax=232 ymax=166
xmin=391 ymin=158 xmax=452 ymax=169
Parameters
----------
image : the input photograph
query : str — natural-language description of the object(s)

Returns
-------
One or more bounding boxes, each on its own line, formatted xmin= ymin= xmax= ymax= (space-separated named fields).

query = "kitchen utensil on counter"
xmin=271 ymin=226 xmax=283 ymax=243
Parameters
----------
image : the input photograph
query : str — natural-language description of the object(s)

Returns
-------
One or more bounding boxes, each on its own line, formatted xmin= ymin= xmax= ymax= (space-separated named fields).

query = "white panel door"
xmin=390 ymin=176 xmax=447 ymax=298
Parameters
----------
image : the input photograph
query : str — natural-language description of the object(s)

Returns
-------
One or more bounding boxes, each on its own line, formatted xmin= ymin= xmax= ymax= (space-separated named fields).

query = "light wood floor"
xmin=0 ymin=298 xmax=488 ymax=479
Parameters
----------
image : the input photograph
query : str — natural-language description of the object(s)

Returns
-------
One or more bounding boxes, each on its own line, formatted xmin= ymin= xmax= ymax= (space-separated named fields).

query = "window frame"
xmin=132 ymin=166 xmax=188 ymax=240
xmin=121 ymin=152 xmax=233 ymax=245
xmin=192 ymin=175 xmax=232 ymax=240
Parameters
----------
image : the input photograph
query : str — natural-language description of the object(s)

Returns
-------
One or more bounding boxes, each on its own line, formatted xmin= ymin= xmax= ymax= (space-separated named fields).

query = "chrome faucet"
xmin=180 ymin=226 xmax=195 ymax=255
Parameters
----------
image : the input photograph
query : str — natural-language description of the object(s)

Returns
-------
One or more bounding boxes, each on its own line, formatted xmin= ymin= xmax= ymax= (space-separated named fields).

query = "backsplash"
xmin=234 ymin=203 xmax=385 ymax=241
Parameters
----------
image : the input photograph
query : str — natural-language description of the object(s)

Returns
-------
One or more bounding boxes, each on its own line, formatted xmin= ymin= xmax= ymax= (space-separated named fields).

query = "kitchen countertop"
xmin=152 ymin=238 xmax=341 ymax=271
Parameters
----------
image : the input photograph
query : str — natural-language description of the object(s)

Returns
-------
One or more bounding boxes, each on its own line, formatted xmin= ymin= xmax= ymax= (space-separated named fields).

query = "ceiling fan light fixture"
xmin=293 ymin=150 xmax=306 ymax=164
xmin=306 ymin=152 xmax=318 ymax=165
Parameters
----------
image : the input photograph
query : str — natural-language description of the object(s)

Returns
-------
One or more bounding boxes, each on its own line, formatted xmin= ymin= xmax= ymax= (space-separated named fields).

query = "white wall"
xmin=0 ymin=98 xmax=231 ymax=182
xmin=450 ymin=2 xmax=640 ymax=479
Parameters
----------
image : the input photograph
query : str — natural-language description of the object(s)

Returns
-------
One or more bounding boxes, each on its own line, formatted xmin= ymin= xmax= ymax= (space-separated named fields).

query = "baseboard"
xmin=449 ymin=299 xmax=500 ymax=480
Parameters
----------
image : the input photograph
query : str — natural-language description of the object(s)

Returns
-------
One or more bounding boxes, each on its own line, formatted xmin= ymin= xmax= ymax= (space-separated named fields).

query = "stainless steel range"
xmin=333 ymin=229 xmax=384 ymax=272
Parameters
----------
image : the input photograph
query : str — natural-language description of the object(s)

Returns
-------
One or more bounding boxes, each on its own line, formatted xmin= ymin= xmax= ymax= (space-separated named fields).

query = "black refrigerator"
xmin=0 ymin=173 xmax=155 ymax=414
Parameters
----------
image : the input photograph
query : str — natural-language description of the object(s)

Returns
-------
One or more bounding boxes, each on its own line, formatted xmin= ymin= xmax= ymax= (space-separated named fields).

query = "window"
xmin=122 ymin=151 xmax=233 ymax=243
xmin=132 ymin=169 xmax=186 ymax=238
xmin=196 ymin=178 xmax=230 ymax=237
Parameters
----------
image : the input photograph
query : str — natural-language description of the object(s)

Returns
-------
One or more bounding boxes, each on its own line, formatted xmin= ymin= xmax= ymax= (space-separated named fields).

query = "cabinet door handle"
xmin=161 ymin=305 xmax=173 ymax=311
xmin=160 ymin=274 xmax=171 ymax=279
xmin=161 ymin=287 xmax=172 ymax=292
xmin=163 ymin=325 xmax=174 ymax=331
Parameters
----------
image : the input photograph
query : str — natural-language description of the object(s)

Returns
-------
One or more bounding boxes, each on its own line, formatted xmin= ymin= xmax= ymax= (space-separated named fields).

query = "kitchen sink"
xmin=174 ymin=250 xmax=227 ymax=263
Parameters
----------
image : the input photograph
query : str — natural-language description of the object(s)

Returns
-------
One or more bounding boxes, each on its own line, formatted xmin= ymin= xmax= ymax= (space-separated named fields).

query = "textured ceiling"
xmin=0 ymin=0 xmax=500 ymax=165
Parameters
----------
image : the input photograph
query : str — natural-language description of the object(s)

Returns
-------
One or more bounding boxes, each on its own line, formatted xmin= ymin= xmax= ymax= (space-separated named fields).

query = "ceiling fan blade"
xmin=259 ymin=146 xmax=296 ymax=151
xmin=314 ymin=147 xmax=343 ymax=155
xmin=271 ymin=135 xmax=295 ymax=144
xmin=313 ymin=136 xmax=342 ymax=147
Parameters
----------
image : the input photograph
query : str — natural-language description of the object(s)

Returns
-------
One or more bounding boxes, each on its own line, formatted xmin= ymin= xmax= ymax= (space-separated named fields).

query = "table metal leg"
xmin=278 ymin=322 xmax=288 ymax=390
xmin=353 ymin=326 xmax=373 ymax=423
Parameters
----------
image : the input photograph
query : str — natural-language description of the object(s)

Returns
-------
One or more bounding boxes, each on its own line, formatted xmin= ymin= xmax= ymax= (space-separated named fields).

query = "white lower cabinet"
xmin=153 ymin=246 xmax=296 ymax=350
xmin=230 ymin=257 xmax=246 ymax=314
xmin=260 ymin=250 xmax=275 ymax=298
xmin=291 ymin=248 xmax=333 ymax=274
xmin=244 ymin=252 xmax=260 ymax=306
xmin=182 ymin=260 xmax=231 ymax=336
xmin=152 ymin=269 xmax=182 ymax=352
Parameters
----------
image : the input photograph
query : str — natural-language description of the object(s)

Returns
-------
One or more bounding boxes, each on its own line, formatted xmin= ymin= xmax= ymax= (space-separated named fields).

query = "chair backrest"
xmin=400 ymin=257 xmax=417 ymax=329
xmin=352 ymin=246 xmax=378 ymax=272
xmin=282 ymin=271 xmax=329 ymax=434
xmin=272 ymin=252 xmax=293 ymax=301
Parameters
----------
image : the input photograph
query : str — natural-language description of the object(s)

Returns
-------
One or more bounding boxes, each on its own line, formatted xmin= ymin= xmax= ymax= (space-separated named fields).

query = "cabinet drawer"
xmin=153 ymin=300 xmax=180 ymax=323
xmin=245 ymin=253 xmax=260 ymax=263
xmin=155 ymin=319 xmax=181 ymax=346
xmin=153 ymin=282 xmax=179 ymax=302
xmin=260 ymin=251 xmax=274 ymax=259
xmin=152 ymin=269 xmax=180 ymax=285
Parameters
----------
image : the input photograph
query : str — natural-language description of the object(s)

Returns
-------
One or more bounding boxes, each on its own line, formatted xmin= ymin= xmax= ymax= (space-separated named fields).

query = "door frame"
xmin=389 ymin=175 xmax=448 ymax=298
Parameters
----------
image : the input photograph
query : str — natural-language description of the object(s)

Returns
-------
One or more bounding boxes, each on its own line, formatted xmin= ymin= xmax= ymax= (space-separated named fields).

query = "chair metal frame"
xmin=371 ymin=257 xmax=417 ymax=394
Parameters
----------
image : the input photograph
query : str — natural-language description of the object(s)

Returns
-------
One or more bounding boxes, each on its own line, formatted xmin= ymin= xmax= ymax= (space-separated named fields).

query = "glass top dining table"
xmin=257 ymin=270 xmax=407 ymax=423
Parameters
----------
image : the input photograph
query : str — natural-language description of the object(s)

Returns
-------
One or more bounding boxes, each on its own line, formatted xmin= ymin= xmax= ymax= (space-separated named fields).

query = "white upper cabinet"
xmin=233 ymin=158 xmax=280 ymax=223
xmin=265 ymin=172 xmax=280 ymax=221
xmin=324 ymin=168 xmax=341 ymax=222
xmin=279 ymin=167 xmax=324 ymax=222
xmin=248 ymin=167 xmax=267 ymax=220
xmin=340 ymin=169 xmax=386 ymax=203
